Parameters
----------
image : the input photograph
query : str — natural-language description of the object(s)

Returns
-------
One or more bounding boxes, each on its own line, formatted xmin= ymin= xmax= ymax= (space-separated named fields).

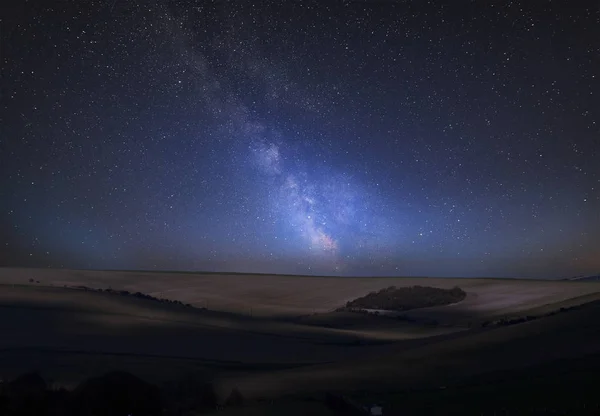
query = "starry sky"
xmin=2 ymin=1 xmax=599 ymax=278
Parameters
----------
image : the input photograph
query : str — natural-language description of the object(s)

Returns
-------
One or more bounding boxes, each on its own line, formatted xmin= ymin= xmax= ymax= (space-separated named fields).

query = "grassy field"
xmin=1 ymin=267 xmax=600 ymax=413
xmin=2 ymin=267 xmax=599 ymax=320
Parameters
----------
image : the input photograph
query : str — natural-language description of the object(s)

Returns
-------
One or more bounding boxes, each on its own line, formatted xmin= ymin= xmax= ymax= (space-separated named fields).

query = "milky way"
xmin=166 ymin=7 xmax=396 ymax=270
xmin=2 ymin=1 xmax=599 ymax=277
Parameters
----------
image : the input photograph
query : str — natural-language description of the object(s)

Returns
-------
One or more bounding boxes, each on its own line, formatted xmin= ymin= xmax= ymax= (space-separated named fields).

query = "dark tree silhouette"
xmin=342 ymin=285 xmax=466 ymax=312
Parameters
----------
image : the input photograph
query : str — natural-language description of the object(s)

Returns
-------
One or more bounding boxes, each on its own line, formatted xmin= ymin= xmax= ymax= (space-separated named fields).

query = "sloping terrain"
xmin=2 ymin=268 xmax=599 ymax=320
xmin=1 ymin=267 xmax=599 ymax=413
xmin=0 ymin=284 xmax=419 ymax=386
xmin=222 ymin=298 xmax=600 ymax=399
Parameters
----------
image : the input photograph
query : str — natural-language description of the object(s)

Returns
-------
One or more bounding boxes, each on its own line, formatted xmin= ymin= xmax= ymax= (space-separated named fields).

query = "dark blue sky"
xmin=2 ymin=1 xmax=599 ymax=277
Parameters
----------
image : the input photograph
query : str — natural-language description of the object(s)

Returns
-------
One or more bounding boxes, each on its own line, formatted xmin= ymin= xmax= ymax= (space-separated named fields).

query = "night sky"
xmin=2 ymin=1 xmax=599 ymax=278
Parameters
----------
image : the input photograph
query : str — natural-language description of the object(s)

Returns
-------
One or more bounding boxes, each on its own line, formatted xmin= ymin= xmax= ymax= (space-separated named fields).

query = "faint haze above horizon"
xmin=2 ymin=1 xmax=599 ymax=278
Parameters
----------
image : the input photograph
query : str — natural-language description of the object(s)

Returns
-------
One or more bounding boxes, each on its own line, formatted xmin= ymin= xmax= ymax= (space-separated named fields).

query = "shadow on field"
xmin=373 ymin=352 xmax=600 ymax=415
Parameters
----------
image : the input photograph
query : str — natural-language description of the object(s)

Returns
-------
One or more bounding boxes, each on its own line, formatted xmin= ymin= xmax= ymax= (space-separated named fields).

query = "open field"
xmin=1 ymin=267 xmax=600 ymax=414
xmin=2 ymin=267 xmax=600 ymax=321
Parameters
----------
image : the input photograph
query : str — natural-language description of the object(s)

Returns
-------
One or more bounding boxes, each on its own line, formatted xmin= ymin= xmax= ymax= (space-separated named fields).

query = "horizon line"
xmin=0 ymin=265 xmax=569 ymax=281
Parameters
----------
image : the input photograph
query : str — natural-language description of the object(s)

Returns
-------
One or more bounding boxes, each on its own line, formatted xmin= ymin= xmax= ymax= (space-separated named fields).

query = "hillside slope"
xmin=225 ymin=299 xmax=600 ymax=398
xmin=2 ymin=268 xmax=599 ymax=319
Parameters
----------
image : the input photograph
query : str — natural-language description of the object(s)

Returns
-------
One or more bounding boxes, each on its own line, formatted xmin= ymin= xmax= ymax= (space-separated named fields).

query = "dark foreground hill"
xmin=355 ymin=352 xmax=600 ymax=415
xmin=2 ymin=354 xmax=600 ymax=416
xmin=0 ymin=370 xmax=208 ymax=416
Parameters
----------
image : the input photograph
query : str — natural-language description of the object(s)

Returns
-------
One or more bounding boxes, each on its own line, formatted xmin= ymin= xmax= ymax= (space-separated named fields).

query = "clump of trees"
xmin=341 ymin=285 xmax=466 ymax=312
xmin=481 ymin=304 xmax=585 ymax=328
xmin=70 ymin=286 xmax=197 ymax=309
